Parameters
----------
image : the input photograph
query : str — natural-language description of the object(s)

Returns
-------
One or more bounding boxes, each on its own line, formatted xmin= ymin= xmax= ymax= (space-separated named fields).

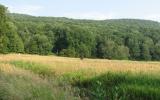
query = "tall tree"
xmin=125 ymin=35 xmax=141 ymax=60
xmin=140 ymin=43 xmax=151 ymax=60
xmin=114 ymin=45 xmax=129 ymax=60
xmin=0 ymin=4 xmax=8 ymax=53
xmin=153 ymin=42 xmax=160 ymax=60
xmin=26 ymin=34 xmax=52 ymax=55
xmin=96 ymin=38 xmax=116 ymax=59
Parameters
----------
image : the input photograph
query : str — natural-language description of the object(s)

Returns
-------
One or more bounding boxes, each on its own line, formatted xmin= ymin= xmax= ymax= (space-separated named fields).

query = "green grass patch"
xmin=73 ymin=72 xmax=160 ymax=100
xmin=9 ymin=61 xmax=55 ymax=78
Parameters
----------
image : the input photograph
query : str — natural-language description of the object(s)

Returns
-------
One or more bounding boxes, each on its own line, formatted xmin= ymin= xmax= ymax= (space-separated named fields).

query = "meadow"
xmin=0 ymin=54 xmax=160 ymax=100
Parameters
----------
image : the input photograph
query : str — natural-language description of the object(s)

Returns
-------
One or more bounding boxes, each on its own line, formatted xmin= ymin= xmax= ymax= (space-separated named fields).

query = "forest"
xmin=0 ymin=4 xmax=160 ymax=61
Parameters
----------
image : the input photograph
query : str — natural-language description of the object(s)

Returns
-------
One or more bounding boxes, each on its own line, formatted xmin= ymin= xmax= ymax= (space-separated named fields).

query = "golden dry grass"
xmin=0 ymin=54 xmax=160 ymax=75
xmin=0 ymin=62 xmax=44 ymax=82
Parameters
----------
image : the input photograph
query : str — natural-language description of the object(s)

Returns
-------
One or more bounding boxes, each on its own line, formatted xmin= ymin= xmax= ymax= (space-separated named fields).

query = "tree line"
xmin=0 ymin=4 xmax=160 ymax=61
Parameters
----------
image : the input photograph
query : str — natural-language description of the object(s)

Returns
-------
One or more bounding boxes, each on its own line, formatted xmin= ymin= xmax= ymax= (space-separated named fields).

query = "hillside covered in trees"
xmin=0 ymin=4 xmax=160 ymax=61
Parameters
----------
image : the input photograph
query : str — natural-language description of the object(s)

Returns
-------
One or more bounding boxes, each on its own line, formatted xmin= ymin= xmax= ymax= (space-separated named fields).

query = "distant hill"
xmin=9 ymin=13 xmax=160 ymax=29
xmin=1 ymin=5 xmax=160 ymax=61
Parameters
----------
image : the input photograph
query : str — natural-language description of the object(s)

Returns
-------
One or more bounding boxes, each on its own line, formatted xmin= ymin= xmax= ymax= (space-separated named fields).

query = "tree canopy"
xmin=0 ymin=4 xmax=160 ymax=61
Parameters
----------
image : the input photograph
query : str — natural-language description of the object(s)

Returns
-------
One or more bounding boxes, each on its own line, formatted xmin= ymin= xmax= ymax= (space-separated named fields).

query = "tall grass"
xmin=74 ymin=72 xmax=160 ymax=100
xmin=0 ymin=62 xmax=80 ymax=100
xmin=0 ymin=68 xmax=55 ymax=100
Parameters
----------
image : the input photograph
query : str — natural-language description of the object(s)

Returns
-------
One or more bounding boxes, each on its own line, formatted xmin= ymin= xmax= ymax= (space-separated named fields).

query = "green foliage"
xmin=125 ymin=35 xmax=141 ymax=60
xmin=78 ymin=43 xmax=90 ymax=58
xmin=140 ymin=43 xmax=151 ymax=60
xmin=75 ymin=72 xmax=160 ymax=100
xmin=0 ymin=4 xmax=7 ymax=31
xmin=96 ymin=36 xmax=129 ymax=60
xmin=0 ymin=5 xmax=24 ymax=54
xmin=0 ymin=4 xmax=160 ymax=60
xmin=59 ymin=47 xmax=76 ymax=57
xmin=153 ymin=42 xmax=160 ymax=60
xmin=114 ymin=45 xmax=130 ymax=60
xmin=96 ymin=39 xmax=116 ymax=59
xmin=0 ymin=35 xmax=9 ymax=53
xmin=25 ymin=34 xmax=52 ymax=55
xmin=0 ymin=4 xmax=8 ymax=53
xmin=7 ymin=33 xmax=24 ymax=53
xmin=53 ymin=26 xmax=72 ymax=54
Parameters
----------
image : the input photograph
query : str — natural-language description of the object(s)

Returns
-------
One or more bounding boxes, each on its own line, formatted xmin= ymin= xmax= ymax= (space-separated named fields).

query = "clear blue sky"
xmin=1 ymin=0 xmax=160 ymax=21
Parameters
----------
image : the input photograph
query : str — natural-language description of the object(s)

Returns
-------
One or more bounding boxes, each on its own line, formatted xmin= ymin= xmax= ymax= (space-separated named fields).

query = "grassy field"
xmin=0 ymin=54 xmax=160 ymax=100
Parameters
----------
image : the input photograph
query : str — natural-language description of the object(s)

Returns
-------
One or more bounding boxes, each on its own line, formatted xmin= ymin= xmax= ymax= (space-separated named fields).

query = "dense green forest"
xmin=0 ymin=4 xmax=160 ymax=61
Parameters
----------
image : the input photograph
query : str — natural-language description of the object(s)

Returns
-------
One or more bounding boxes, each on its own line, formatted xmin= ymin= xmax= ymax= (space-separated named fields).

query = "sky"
xmin=0 ymin=0 xmax=160 ymax=21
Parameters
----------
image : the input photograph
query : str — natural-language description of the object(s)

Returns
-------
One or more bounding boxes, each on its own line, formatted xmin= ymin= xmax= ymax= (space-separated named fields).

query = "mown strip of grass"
xmin=73 ymin=72 xmax=160 ymax=100
xmin=9 ymin=61 xmax=55 ymax=77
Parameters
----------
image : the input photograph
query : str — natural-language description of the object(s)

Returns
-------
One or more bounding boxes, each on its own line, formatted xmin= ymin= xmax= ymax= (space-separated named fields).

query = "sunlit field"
xmin=0 ymin=54 xmax=160 ymax=100
xmin=1 ymin=54 xmax=160 ymax=75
